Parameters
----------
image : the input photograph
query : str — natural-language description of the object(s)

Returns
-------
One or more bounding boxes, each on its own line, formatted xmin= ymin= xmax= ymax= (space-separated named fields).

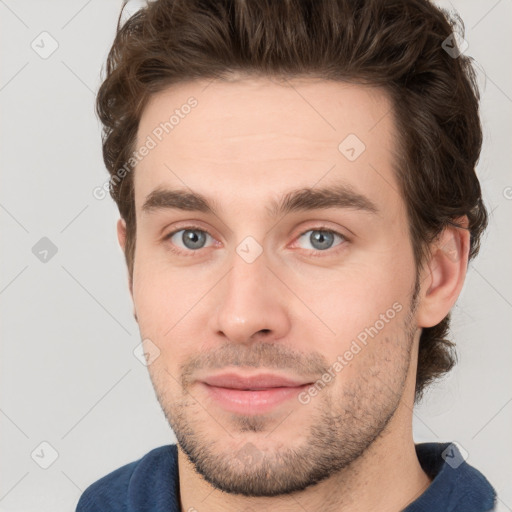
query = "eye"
xmin=165 ymin=227 xmax=214 ymax=253
xmin=295 ymin=228 xmax=346 ymax=253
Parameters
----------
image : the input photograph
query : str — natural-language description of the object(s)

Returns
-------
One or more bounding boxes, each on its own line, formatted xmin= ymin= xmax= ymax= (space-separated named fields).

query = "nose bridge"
xmin=210 ymin=246 xmax=290 ymax=343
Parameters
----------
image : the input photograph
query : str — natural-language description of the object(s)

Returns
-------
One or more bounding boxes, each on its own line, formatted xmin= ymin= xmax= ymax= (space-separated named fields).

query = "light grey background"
xmin=1 ymin=1 xmax=511 ymax=510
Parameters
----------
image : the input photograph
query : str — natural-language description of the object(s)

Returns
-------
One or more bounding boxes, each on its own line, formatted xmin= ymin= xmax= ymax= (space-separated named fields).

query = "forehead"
xmin=134 ymin=77 xmax=401 ymax=216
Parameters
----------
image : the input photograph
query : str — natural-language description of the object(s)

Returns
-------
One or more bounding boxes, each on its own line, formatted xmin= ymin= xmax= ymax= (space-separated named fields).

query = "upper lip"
xmin=201 ymin=372 xmax=312 ymax=390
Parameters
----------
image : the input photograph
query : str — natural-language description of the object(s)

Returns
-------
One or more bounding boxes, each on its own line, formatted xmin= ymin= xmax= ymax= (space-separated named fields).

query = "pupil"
xmin=311 ymin=231 xmax=333 ymax=250
xmin=183 ymin=230 xmax=205 ymax=249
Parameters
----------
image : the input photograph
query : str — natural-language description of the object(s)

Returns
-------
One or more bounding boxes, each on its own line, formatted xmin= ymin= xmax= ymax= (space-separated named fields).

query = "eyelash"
xmin=163 ymin=224 xmax=348 ymax=258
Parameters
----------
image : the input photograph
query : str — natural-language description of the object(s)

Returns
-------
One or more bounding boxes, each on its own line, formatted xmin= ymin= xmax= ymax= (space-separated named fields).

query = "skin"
xmin=117 ymin=77 xmax=469 ymax=512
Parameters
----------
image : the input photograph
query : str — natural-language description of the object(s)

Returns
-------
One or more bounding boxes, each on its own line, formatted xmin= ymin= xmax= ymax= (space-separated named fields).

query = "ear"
xmin=117 ymin=218 xmax=136 ymax=321
xmin=416 ymin=217 xmax=470 ymax=328
xmin=117 ymin=217 xmax=127 ymax=252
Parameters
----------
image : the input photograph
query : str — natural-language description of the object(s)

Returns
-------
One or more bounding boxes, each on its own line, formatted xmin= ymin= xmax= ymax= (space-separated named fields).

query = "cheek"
xmin=132 ymin=247 xmax=177 ymax=335
xmin=131 ymin=249 xmax=214 ymax=371
xmin=290 ymin=255 xmax=413 ymax=336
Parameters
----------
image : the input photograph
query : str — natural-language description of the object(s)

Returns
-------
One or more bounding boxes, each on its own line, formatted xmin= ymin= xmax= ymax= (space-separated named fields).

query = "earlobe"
xmin=117 ymin=218 xmax=127 ymax=252
xmin=416 ymin=217 xmax=470 ymax=328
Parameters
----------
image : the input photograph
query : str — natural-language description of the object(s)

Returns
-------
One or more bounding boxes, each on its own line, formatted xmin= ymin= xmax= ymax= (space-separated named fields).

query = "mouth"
xmin=201 ymin=372 xmax=312 ymax=389
xmin=199 ymin=372 xmax=313 ymax=415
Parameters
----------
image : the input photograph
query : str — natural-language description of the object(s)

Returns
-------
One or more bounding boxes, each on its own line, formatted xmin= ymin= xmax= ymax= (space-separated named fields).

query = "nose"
xmin=208 ymin=250 xmax=291 ymax=345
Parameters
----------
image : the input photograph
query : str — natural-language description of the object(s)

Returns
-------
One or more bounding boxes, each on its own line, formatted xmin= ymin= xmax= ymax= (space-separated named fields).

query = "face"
xmin=129 ymin=77 xmax=420 ymax=497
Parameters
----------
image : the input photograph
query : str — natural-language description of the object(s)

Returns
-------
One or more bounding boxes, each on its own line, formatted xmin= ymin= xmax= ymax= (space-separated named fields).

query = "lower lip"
xmin=201 ymin=382 xmax=311 ymax=415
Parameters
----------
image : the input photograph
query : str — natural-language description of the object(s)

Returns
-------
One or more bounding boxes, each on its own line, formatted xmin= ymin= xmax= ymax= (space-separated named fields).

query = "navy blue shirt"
xmin=76 ymin=442 xmax=497 ymax=511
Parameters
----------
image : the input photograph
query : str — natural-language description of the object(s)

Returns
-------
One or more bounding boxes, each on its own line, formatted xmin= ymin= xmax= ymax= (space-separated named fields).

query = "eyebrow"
xmin=141 ymin=184 xmax=379 ymax=217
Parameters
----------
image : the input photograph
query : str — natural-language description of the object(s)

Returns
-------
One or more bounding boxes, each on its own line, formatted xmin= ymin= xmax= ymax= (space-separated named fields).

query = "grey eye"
xmin=170 ymin=229 xmax=211 ymax=250
xmin=297 ymin=230 xmax=343 ymax=251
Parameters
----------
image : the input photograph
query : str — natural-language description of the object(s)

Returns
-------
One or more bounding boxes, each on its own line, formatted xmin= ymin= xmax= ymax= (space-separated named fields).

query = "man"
xmin=77 ymin=0 xmax=497 ymax=510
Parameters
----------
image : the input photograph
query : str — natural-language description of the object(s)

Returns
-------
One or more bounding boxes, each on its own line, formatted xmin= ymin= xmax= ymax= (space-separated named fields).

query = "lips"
xmin=201 ymin=372 xmax=311 ymax=390
xmin=199 ymin=372 xmax=313 ymax=415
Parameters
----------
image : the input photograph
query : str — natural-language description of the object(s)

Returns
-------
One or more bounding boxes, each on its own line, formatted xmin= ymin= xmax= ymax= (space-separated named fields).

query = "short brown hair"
xmin=96 ymin=0 xmax=488 ymax=402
